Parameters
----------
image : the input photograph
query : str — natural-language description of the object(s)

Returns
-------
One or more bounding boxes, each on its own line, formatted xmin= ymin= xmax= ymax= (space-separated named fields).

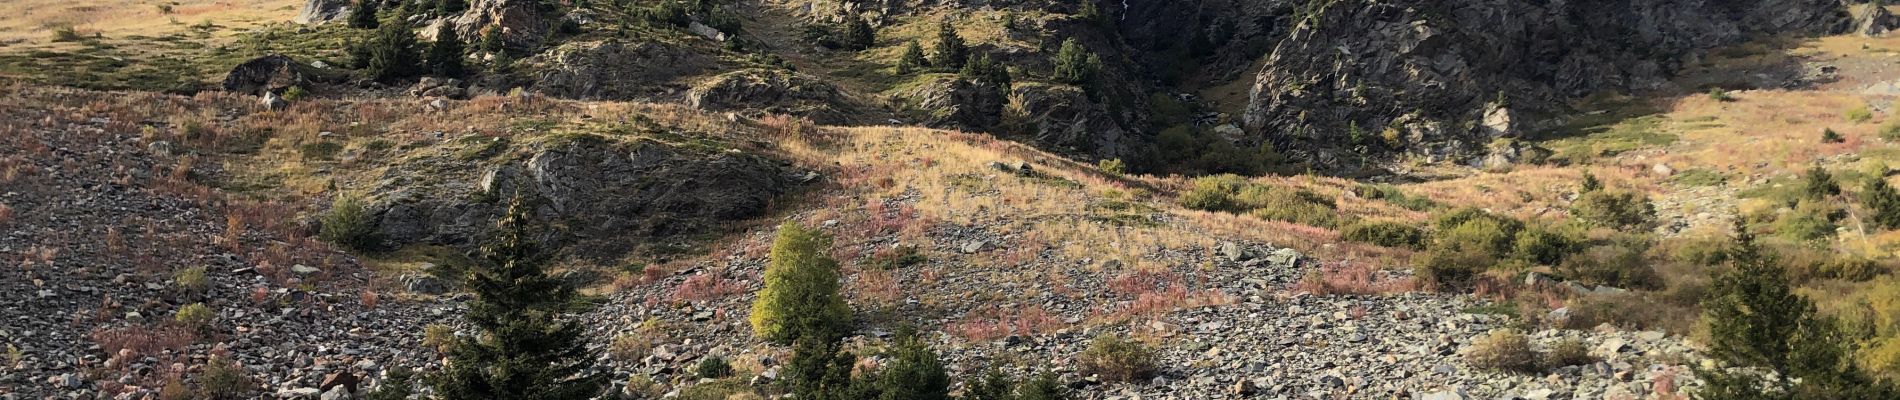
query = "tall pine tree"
xmin=842 ymin=16 xmax=876 ymax=51
xmin=366 ymin=17 xmax=422 ymax=81
xmin=896 ymin=40 xmax=927 ymax=75
xmin=427 ymin=24 xmax=466 ymax=77
xmin=349 ymin=0 xmax=380 ymax=29
xmin=430 ymin=198 xmax=606 ymax=399
xmin=931 ymin=19 xmax=968 ymax=69
xmin=872 ymin=333 xmax=949 ymax=400
xmin=1052 ymin=38 xmax=1103 ymax=85
xmin=1695 ymin=221 xmax=1895 ymax=399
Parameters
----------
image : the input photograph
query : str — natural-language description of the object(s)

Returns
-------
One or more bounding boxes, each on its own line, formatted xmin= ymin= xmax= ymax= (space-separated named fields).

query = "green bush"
xmin=1341 ymin=220 xmax=1426 ymax=249
xmin=1416 ymin=249 xmax=1491 ymax=290
xmin=320 ymin=196 xmax=380 ymax=252
xmin=1434 ymin=214 xmax=1520 ymax=258
xmin=1775 ymin=201 xmax=1840 ymax=242
xmin=174 ymin=266 xmax=209 ymax=296
xmin=1708 ymin=88 xmax=1736 ymax=102
xmin=1823 ymin=128 xmax=1846 ymax=144
xmin=176 ymin=303 xmax=215 ymax=331
xmin=696 ymin=356 xmax=733 ymax=379
xmin=1848 ymin=105 xmax=1874 ymax=123
xmin=1464 ymin=329 xmax=1537 ymax=372
xmin=1543 ymin=338 xmax=1597 ymax=368
xmin=300 ymin=141 xmax=343 ymax=161
xmin=1052 ymin=38 xmax=1103 ymax=85
xmin=1077 ymin=334 xmax=1156 ymax=383
xmin=1242 ymin=188 xmax=1339 ymax=228
xmin=749 ymin=223 xmax=851 ymax=344
xmin=1805 ymin=165 xmax=1842 ymax=200
xmin=1554 ymin=244 xmax=1661 ymax=290
xmin=365 ymin=366 xmax=415 ymax=400
xmin=281 ymin=86 xmax=308 ymax=102
xmin=1179 ymin=174 xmax=1247 ymax=212
xmin=1353 ymin=184 xmax=1437 ymax=211
xmin=1513 ymin=224 xmax=1584 ymax=266
xmin=1865 ymin=177 xmax=1900 ymax=230
xmin=1098 ymin=158 xmax=1126 ymax=176
xmin=1882 ymin=123 xmax=1900 ymax=141
xmin=1569 ymin=190 xmax=1655 ymax=230
xmin=198 ymin=356 xmax=252 ymax=399
xmin=896 ymin=40 xmax=926 ymax=74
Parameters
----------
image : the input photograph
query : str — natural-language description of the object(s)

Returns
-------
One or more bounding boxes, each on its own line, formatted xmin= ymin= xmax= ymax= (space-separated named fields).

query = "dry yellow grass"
xmin=0 ymin=0 xmax=300 ymax=49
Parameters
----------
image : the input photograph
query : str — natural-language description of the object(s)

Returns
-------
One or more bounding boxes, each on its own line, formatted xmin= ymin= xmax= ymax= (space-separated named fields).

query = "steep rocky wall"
xmin=1238 ymin=0 xmax=1850 ymax=165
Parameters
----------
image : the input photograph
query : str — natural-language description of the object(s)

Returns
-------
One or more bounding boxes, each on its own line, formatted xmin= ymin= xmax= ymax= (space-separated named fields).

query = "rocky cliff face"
xmin=1238 ymin=0 xmax=1850 ymax=165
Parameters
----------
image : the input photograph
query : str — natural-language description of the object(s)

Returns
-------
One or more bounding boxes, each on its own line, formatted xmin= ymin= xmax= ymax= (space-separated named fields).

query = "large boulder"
xmin=450 ymin=0 xmax=550 ymax=51
xmin=1856 ymin=3 xmax=1900 ymax=37
xmin=295 ymin=0 xmax=352 ymax=24
xmin=687 ymin=69 xmax=860 ymax=124
xmin=368 ymin=135 xmax=803 ymax=260
xmin=221 ymin=55 xmax=308 ymax=96
xmin=1008 ymin=83 xmax=1134 ymax=156
xmin=1239 ymin=0 xmax=1850 ymax=165
xmin=528 ymin=39 xmax=717 ymax=100
xmin=891 ymin=75 xmax=1006 ymax=132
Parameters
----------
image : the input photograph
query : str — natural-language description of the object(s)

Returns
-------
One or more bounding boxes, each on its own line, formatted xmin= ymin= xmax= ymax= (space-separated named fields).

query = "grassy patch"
xmin=1668 ymin=168 xmax=1728 ymax=187
xmin=1541 ymin=114 xmax=1677 ymax=164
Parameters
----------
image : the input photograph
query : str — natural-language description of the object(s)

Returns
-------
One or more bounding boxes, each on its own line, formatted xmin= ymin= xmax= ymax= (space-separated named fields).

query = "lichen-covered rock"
xmin=369 ymin=135 xmax=803 ymax=260
xmin=1855 ymin=3 xmax=1900 ymax=37
xmin=529 ymin=39 xmax=717 ymax=100
xmin=1009 ymin=83 xmax=1133 ymax=156
xmin=221 ymin=54 xmax=309 ymax=96
xmin=687 ymin=69 xmax=861 ymax=124
xmin=891 ymin=74 xmax=1005 ymax=133
xmin=450 ymin=0 xmax=550 ymax=51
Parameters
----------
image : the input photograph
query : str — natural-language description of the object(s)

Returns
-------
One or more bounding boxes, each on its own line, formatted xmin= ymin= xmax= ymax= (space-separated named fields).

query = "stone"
xmin=263 ymin=92 xmax=288 ymax=111
xmin=320 ymin=385 xmax=354 ymax=400
xmin=400 ymin=274 xmax=448 ymax=295
xmin=148 ymin=141 xmax=173 ymax=157
xmin=1652 ymin=163 xmax=1676 ymax=177
xmin=1231 ymin=378 xmax=1258 ymax=395
xmin=291 ymin=264 xmax=321 ymax=275
xmin=688 ymin=21 xmax=728 ymax=42
xmin=686 ymin=69 xmax=858 ymax=125
xmin=222 ymin=54 xmax=308 ymax=97
xmin=1262 ymin=248 xmax=1303 ymax=269
xmin=961 ymin=240 xmax=987 ymax=254
xmin=1594 ymin=339 xmax=1630 ymax=359
xmin=1420 ymin=390 xmax=1468 ymax=400
xmin=295 ymin=0 xmax=352 ymax=24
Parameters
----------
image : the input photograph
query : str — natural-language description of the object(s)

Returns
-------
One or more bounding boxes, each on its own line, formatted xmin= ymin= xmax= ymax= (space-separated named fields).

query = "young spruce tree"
xmin=1864 ymin=175 xmax=1900 ymax=230
xmin=349 ymin=0 xmax=380 ymax=29
xmin=842 ymin=16 xmax=876 ymax=51
xmin=427 ymin=24 xmax=466 ymax=77
xmin=1695 ymin=221 xmax=1896 ymax=399
xmin=931 ymin=19 xmax=968 ymax=69
xmin=749 ymin=222 xmax=852 ymax=345
xmin=896 ymin=40 xmax=927 ymax=75
xmin=430 ymin=198 xmax=606 ymax=399
xmin=366 ymin=17 xmax=422 ymax=81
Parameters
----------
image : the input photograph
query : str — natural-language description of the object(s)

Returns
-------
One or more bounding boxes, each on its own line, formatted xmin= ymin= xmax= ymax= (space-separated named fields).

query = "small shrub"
xmin=696 ymin=356 xmax=733 ymax=379
xmin=1804 ymin=165 xmax=1842 ymax=200
xmin=1353 ymin=184 xmax=1437 ymax=211
xmin=1668 ymin=168 xmax=1727 ymax=187
xmin=1513 ymin=224 xmax=1584 ymax=266
xmin=174 ymin=266 xmax=209 ymax=295
xmin=1774 ymin=201 xmax=1840 ymax=242
xmin=1822 ymin=128 xmax=1846 ymax=143
xmin=1098 ymin=158 xmax=1126 ymax=176
xmin=198 ymin=356 xmax=252 ymax=399
xmin=608 ymin=333 xmax=651 ymax=361
xmin=1464 ymin=329 xmax=1537 ymax=372
xmin=1555 ymin=244 xmax=1661 ymax=290
xmin=174 ymin=303 xmax=214 ymax=331
xmin=1340 ymin=220 xmax=1426 ymax=249
xmin=319 ymin=196 xmax=380 ymax=252
xmin=422 ymin=324 xmax=455 ymax=353
xmin=1077 ymin=334 xmax=1157 ymax=383
xmin=1708 ymin=88 xmax=1735 ymax=102
xmin=50 ymin=24 xmax=82 ymax=42
xmin=1865 ymin=177 xmax=1900 ymax=230
xmin=1243 ymin=188 xmax=1339 ymax=228
xmin=865 ymin=245 xmax=926 ymax=270
xmin=1416 ymin=249 xmax=1491 ymax=290
xmin=300 ymin=141 xmax=343 ymax=161
xmin=1881 ymin=123 xmax=1900 ymax=141
xmin=1847 ymin=106 xmax=1874 ymax=123
xmin=1543 ymin=338 xmax=1596 ymax=369
xmin=1569 ymin=190 xmax=1656 ymax=230
xmin=1179 ymin=174 xmax=1246 ymax=212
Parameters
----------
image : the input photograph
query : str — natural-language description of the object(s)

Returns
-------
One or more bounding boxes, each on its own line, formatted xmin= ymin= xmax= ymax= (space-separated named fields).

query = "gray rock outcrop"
xmin=222 ymin=54 xmax=308 ymax=96
xmin=295 ymin=0 xmax=352 ymax=25
xmin=529 ymin=39 xmax=718 ymax=100
xmin=687 ymin=69 xmax=862 ymax=125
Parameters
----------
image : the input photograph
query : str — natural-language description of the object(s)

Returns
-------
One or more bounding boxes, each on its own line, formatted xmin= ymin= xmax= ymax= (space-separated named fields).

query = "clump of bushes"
xmin=1179 ymin=175 xmax=1339 ymax=227
xmin=1464 ymin=329 xmax=1537 ymax=372
xmin=174 ymin=266 xmax=209 ymax=296
xmin=695 ymin=356 xmax=733 ymax=379
xmin=1774 ymin=200 xmax=1841 ymax=243
xmin=1555 ymin=241 xmax=1662 ymax=290
xmin=320 ymin=195 xmax=380 ymax=252
xmin=1569 ymin=190 xmax=1655 ymax=230
xmin=1416 ymin=208 xmax=1525 ymax=288
xmin=1823 ymin=128 xmax=1846 ymax=143
xmin=1341 ymin=220 xmax=1426 ymax=249
xmin=1353 ymin=184 xmax=1437 ymax=211
xmin=1078 ymin=334 xmax=1157 ymax=383
xmin=1543 ymin=338 xmax=1597 ymax=368
xmin=1847 ymin=105 xmax=1874 ymax=123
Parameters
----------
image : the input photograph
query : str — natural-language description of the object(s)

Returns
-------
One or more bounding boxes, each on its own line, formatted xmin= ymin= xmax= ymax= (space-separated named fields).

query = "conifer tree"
xmin=1864 ymin=176 xmax=1900 ymax=230
xmin=1014 ymin=371 xmax=1072 ymax=400
xmin=872 ymin=334 xmax=949 ymax=400
xmin=1804 ymin=164 xmax=1840 ymax=200
xmin=349 ymin=0 xmax=380 ymax=29
xmin=784 ymin=337 xmax=859 ymax=400
xmin=427 ymin=24 xmax=466 ymax=77
xmin=430 ymin=198 xmax=606 ymax=399
xmin=1695 ymin=223 xmax=1896 ymax=399
xmin=749 ymin=222 xmax=852 ymax=345
xmin=960 ymin=367 xmax=1014 ymax=400
xmin=931 ymin=19 xmax=968 ymax=69
xmin=1580 ymin=171 xmax=1602 ymax=193
xmin=366 ymin=17 xmax=422 ymax=81
xmin=843 ymin=16 xmax=876 ymax=51
xmin=1052 ymin=38 xmax=1100 ymax=85
xmin=896 ymin=40 xmax=927 ymax=75
xmin=436 ymin=0 xmax=466 ymax=16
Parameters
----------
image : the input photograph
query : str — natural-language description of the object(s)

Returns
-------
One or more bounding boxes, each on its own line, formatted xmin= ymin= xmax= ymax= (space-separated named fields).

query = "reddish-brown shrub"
xmin=91 ymin=325 xmax=195 ymax=361
xmin=948 ymin=305 xmax=1064 ymax=341
xmin=670 ymin=273 xmax=744 ymax=304
xmin=1294 ymin=261 xmax=1418 ymax=295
